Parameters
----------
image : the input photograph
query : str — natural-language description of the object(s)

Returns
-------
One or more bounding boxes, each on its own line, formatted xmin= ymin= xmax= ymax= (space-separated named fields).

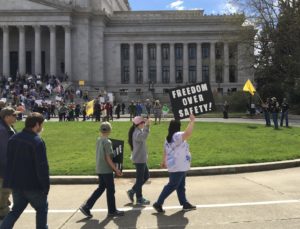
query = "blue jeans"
xmin=280 ymin=111 xmax=289 ymax=127
xmin=131 ymin=163 xmax=149 ymax=199
xmin=264 ymin=111 xmax=271 ymax=126
xmin=272 ymin=112 xmax=279 ymax=129
xmin=1 ymin=190 xmax=48 ymax=229
xmin=156 ymin=172 xmax=188 ymax=206
xmin=85 ymin=174 xmax=116 ymax=214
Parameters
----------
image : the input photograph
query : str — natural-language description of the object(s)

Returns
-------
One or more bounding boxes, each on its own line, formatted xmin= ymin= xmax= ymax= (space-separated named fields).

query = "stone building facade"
xmin=0 ymin=0 xmax=254 ymax=101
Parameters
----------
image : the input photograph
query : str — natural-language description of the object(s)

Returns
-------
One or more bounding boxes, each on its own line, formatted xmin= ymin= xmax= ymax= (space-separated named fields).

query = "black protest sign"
xmin=169 ymin=82 xmax=215 ymax=119
xmin=110 ymin=139 xmax=124 ymax=171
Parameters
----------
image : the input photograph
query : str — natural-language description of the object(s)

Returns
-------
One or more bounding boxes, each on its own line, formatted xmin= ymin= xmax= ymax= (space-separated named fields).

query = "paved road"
xmin=2 ymin=167 xmax=300 ymax=228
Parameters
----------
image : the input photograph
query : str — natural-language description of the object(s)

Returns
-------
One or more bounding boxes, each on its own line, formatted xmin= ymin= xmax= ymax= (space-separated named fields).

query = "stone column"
xmin=223 ymin=42 xmax=229 ymax=83
xmin=210 ymin=42 xmax=216 ymax=83
xmin=49 ymin=25 xmax=56 ymax=76
xmin=64 ymin=25 xmax=72 ymax=78
xmin=34 ymin=25 xmax=41 ymax=75
xmin=18 ymin=25 xmax=26 ymax=75
xmin=129 ymin=43 xmax=135 ymax=84
xmin=183 ymin=43 xmax=189 ymax=83
xmin=2 ymin=26 xmax=10 ymax=77
xmin=169 ymin=43 xmax=175 ymax=84
xmin=156 ymin=43 xmax=161 ymax=83
xmin=143 ymin=43 xmax=148 ymax=84
xmin=197 ymin=43 xmax=202 ymax=82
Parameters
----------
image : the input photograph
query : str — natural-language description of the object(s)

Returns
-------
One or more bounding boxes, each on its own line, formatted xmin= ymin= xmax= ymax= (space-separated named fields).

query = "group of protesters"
xmin=0 ymin=101 xmax=196 ymax=228
xmin=261 ymin=97 xmax=289 ymax=129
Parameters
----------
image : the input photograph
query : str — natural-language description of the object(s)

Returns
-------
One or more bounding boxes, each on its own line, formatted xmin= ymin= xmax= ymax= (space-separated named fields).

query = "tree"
xmin=229 ymin=0 xmax=300 ymax=111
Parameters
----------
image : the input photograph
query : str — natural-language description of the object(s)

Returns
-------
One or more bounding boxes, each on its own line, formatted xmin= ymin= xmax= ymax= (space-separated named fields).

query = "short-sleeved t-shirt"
xmin=96 ymin=137 xmax=114 ymax=174
xmin=164 ymin=132 xmax=191 ymax=172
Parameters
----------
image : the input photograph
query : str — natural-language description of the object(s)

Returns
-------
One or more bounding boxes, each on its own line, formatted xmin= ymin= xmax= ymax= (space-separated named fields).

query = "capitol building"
xmin=0 ymin=0 xmax=255 ymax=101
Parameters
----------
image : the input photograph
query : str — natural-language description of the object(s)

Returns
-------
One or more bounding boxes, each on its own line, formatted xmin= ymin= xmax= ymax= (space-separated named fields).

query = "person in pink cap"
xmin=127 ymin=116 xmax=151 ymax=205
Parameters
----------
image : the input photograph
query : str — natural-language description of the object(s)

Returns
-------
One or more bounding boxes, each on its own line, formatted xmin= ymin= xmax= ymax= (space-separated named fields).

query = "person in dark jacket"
xmin=1 ymin=112 xmax=50 ymax=229
xmin=280 ymin=98 xmax=289 ymax=127
xmin=269 ymin=97 xmax=280 ymax=129
xmin=0 ymin=107 xmax=17 ymax=220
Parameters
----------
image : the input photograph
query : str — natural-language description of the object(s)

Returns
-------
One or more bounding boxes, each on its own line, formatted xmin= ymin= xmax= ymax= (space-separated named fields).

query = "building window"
xmin=216 ymin=65 xmax=223 ymax=83
xmin=215 ymin=44 xmax=222 ymax=60
xmin=136 ymin=67 xmax=143 ymax=84
xmin=149 ymin=45 xmax=156 ymax=60
xmin=136 ymin=88 xmax=142 ymax=94
xmin=149 ymin=66 xmax=156 ymax=83
xmin=189 ymin=66 xmax=196 ymax=83
xmin=121 ymin=66 xmax=129 ymax=84
xmin=162 ymin=44 xmax=169 ymax=60
xmin=217 ymin=87 xmax=223 ymax=94
xmin=202 ymin=65 xmax=209 ymax=82
xmin=202 ymin=44 xmax=209 ymax=59
xmin=119 ymin=88 xmax=128 ymax=95
xmin=188 ymin=44 xmax=196 ymax=59
xmin=229 ymin=65 xmax=237 ymax=82
xmin=175 ymin=44 xmax=183 ymax=59
xmin=162 ymin=66 xmax=170 ymax=84
xmin=229 ymin=43 xmax=237 ymax=59
xmin=121 ymin=44 xmax=129 ymax=60
xmin=135 ymin=44 xmax=143 ymax=60
xmin=175 ymin=66 xmax=183 ymax=83
xmin=163 ymin=88 xmax=169 ymax=94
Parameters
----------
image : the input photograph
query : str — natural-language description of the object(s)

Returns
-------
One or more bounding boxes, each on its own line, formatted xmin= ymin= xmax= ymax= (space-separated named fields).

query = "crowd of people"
xmin=0 ymin=74 xmax=171 ymax=123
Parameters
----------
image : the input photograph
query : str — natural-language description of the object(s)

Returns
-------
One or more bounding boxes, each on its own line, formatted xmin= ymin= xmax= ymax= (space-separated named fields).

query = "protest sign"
xmin=169 ymin=82 xmax=215 ymax=120
xmin=110 ymin=139 xmax=124 ymax=171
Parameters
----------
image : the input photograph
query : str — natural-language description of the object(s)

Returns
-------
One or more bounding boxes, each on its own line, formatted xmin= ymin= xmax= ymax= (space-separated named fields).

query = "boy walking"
xmin=79 ymin=122 xmax=124 ymax=218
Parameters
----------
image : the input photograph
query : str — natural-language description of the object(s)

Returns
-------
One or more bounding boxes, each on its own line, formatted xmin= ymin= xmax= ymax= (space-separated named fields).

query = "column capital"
xmin=63 ymin=25 xmax=72 ymax=33
xmin=17 ymin=25 xmax=25 ymax=33
xmin=1 ymin=25 xmax=9 ymax=33
xmin=49 ymin=25 xmax=56 ymax=32
xmin=33 ymin=25 xmax=41 ymax=32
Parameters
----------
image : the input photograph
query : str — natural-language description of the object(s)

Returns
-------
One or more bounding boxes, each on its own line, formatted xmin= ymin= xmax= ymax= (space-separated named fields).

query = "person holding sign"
xmin=153 ymin=114 xmax=197 ymax=213
xmin=127 ymin=116 xmax=151 ymax=205
xmin=79 ymin=122 xmax=124 ymax=218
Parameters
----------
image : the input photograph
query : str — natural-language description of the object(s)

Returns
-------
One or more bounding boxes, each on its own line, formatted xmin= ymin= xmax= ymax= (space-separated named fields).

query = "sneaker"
xmin=153 ymin=202 xmax=165 ymax=213
xmin=79 ymin=205 xmax=93 ymax=218
xmin=182 ymin=202 xmax=196 ymax=211
xmin=137 ymin=197 xmax=150 ymax=205
xmin=107 ymin=210 xmax=125 ymax=217
xmin=127 ymin=190 xmax=134 ymax=203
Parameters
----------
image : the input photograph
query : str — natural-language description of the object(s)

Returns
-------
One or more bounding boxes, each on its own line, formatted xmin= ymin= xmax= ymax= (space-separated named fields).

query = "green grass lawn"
xmin=14 ymin=121 xmax=300 ymax=175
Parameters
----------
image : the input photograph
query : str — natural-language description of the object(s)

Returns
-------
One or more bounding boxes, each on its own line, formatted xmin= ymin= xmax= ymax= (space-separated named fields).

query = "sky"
xmin=128 ymin=0 xmax=239 ymax=15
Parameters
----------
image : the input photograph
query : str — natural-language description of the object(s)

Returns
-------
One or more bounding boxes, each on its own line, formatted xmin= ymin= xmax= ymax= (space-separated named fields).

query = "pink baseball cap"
xmin=133 ymin=116 xmax=145 ymax=125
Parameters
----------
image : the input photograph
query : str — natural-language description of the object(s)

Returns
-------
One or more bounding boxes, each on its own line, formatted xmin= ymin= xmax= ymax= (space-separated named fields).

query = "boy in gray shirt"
xmin=79 ymin=122 xmax=124 ymax=218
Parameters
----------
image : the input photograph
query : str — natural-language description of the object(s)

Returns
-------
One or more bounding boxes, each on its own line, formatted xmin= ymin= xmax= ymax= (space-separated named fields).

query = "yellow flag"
xmin=243 ymin=79 xmax=256 ymax=96
xmin=86 ymin=100 xmax=94 ymax=116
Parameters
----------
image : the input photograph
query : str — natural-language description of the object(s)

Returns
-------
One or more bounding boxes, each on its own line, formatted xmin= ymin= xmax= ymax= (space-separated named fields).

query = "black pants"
xmin=85 ymin=174 xmax=116 ymax=214
xmin=131 ymin=163 xmax=149 ymax=199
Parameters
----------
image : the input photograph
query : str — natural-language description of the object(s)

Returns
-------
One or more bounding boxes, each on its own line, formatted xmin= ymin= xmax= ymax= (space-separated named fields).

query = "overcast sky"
xmin=128 ymin=0 xmax=239 ymax=14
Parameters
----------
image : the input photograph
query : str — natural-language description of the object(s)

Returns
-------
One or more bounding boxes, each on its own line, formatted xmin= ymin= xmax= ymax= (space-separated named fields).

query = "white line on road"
xmin=23 ymin=199 xmax=300 ymax=214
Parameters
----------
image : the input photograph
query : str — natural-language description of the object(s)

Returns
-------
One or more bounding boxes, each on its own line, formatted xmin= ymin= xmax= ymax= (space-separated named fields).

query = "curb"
xmin=50 ymin=159 xmax=300 ymax=184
